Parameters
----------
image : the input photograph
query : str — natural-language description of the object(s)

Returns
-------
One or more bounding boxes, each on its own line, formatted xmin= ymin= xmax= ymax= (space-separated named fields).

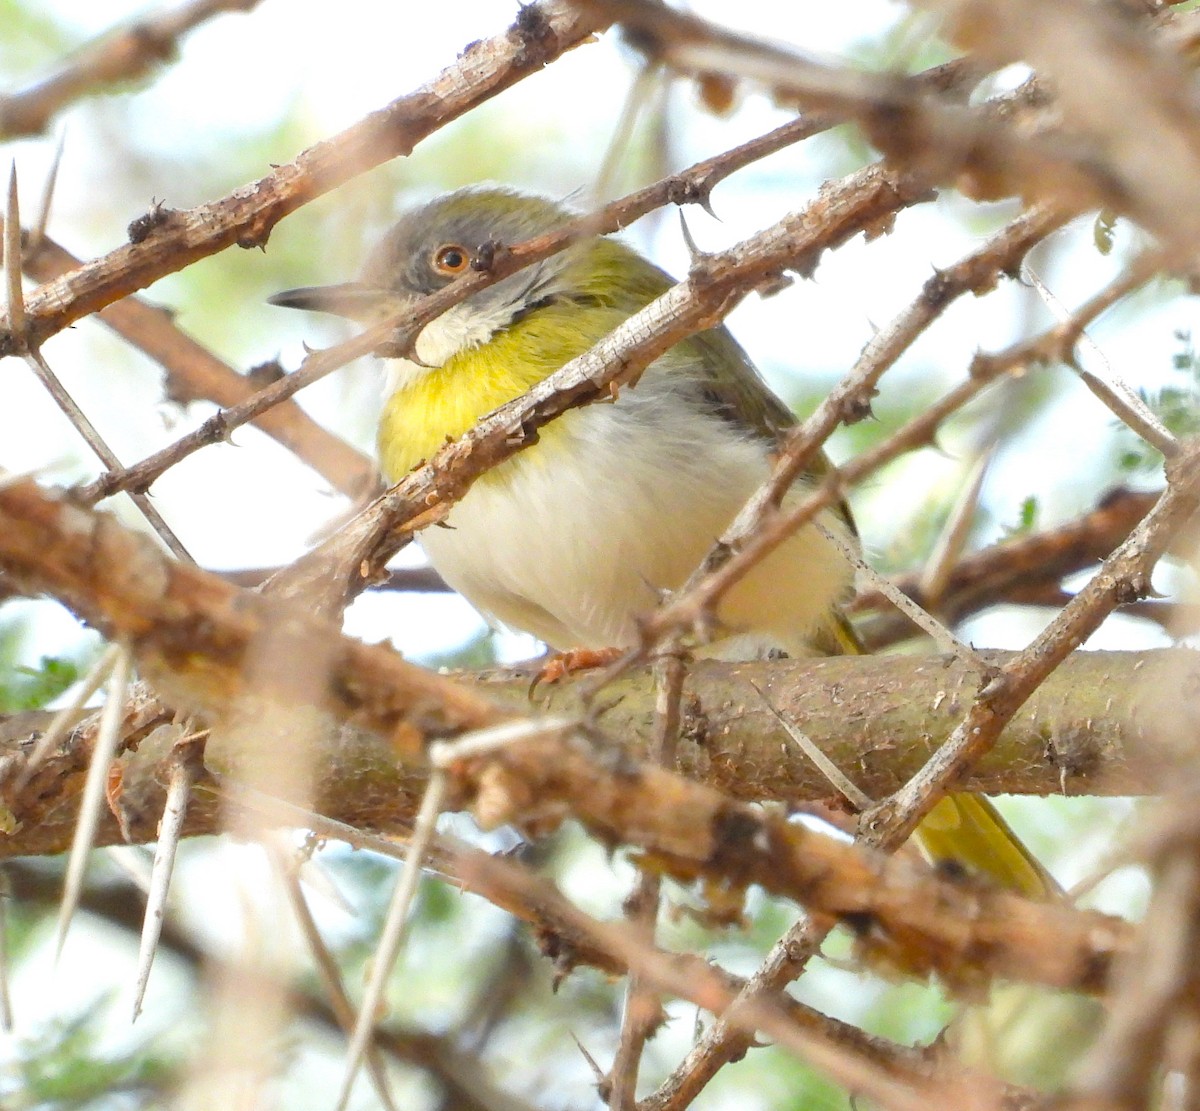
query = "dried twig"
xmin=853 ymin=488 xmax=1159 ymax=648
xmin=1073 ymin=801 xmax=1200 ymax=1111
xmin=751 ymin=679 xmax=872 ymax=811
xmin=335 ymin=717 xmax=573 ymax=1111
xmin=608 ymin=651 xmax=686 ymax=1109
xmin=1023 ymin=259 xmax=1178 ymax=457
xmin=636 ymin=236 xmax=1172 ymax=657
xmin=24 ymin=347 xmax=194 ymax=562
xmin=0 ymin=869 xmax=12 ymax=1032
xmin=269 ymin=837 xmax=399 ymax=1111
xmin=593 ymin=0 xmax=1200 ymax=249
xmin=870 ymin=440 xmax=1200 ymax=852
xmin=72 ymin=108 xmax=902 ymax=567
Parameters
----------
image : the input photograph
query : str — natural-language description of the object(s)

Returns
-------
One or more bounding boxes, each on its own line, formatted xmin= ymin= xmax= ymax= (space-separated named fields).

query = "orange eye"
xmin=433 ymin=244 xmax=470 ymax=275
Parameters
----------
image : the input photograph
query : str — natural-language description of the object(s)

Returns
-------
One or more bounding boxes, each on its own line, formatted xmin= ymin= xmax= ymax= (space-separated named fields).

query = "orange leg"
xmin=532 ymin=646 xmax=624 ymax=690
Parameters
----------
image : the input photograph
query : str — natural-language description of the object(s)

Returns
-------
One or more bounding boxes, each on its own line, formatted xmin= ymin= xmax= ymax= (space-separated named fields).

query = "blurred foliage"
xmin=0 ymin=0 xmax=73 ymax=78
xmin=1093 ymin=211 xmax=1118 ymax=256
xmin=412 ymin=627 xmax=503 ymax=671
xmin=1 ymin=1002 xmax=174 ymax=1111
xmin=0 ymin=652 xmax=78 ymax=714
xmin=1117 ymin=328 xmax=1200 ymax=473
xmin=1001 ymin=494 xmax=1040 ymax=539
xmin=0 ymin=614 xmax=97 ymax=713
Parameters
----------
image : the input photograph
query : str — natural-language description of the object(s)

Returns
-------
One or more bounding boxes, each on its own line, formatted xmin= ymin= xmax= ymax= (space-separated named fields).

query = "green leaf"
xmin=0 ymin=654 xmax=80 ymax=712
xmin=1001 ymin=496 xmax=1039 ymax=539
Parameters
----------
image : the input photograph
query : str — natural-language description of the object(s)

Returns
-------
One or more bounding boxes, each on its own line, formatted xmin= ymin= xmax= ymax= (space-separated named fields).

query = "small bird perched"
xmin=271 ymin=184 xmax=1055 ymax=898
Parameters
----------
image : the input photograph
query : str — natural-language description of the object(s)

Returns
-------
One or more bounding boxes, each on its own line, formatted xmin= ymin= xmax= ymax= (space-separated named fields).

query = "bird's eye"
xmin=432 ymin=244 xmax=470 ymax=275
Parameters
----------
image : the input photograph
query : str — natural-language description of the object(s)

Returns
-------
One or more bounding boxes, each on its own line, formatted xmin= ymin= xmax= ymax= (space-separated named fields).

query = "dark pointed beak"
xmin=267 ymin=282 xmax=407 ymax=323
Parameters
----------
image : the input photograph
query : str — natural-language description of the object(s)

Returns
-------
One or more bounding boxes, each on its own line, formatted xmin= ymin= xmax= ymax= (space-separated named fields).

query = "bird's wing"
xmin=683 ymin=324 xmax=858 ymax=540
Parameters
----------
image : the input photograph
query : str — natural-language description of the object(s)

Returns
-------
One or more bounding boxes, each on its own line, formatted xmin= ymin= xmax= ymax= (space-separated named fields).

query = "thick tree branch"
xmin=0 ymin=638 xmax=1179 ymax=860
xmin=0 ymin=477 xmax=1189 ymax=855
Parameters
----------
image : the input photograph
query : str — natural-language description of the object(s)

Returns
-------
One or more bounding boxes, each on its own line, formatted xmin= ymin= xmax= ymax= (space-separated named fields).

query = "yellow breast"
xmin=377 ymin=296 xmax=631 ymax=482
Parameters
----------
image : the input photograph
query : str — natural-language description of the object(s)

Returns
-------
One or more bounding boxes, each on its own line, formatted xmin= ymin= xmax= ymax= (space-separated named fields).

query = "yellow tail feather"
xmin=916 ymin=794 xmax=1061 ymax=900
xmin=822 ymin=610 xmax=1058 ymax=900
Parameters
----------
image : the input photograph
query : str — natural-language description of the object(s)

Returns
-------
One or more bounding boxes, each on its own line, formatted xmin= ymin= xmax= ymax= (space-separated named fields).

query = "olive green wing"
xmin=683 ymin=322 xmax=858 ymax=540
xmin=684 ymin=324 xmax=798 ymax=443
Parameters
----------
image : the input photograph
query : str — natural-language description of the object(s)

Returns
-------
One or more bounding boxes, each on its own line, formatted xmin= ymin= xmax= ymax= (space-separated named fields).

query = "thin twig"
xmin=333 ymin=765 xmax=448 ymax=1111
xmin=335 ymin=715 xmax=577 ymax=1108
xmin=104 ymin=845 xmax=153 ymax=895
xmin=750 ymin=679 xmax=872 ymax=811
xmin=871 ymin=439 xmax=1200 ymax=851
xmin=918 ymin=446 xmax=996 ymax=605
xmin=0 ymin=1 xmax=608 ymax=354
xmin=852 ymin=487 xmax=1158 ymax=649
xmin=269 ymin=837 xmax=400 ymax=1111
xmin=609 ymin=651 xmax=685 ymax=1109
xmin=5 ymin=169 xmax=191 ymax=561
xmin=0 ymin=869 xmax=12 ymax=1031
xmin=23 ymin=347 xmax=194 ymax=562
xmin=1023 ymin=258 xmax=1177 ymax=456
xmin=72 ymin=111 xmax=854 ymax=513
xmin=28 ymin=129 xmax=65 ymax=254
xmin=819 ymin=523 xmax=992 ymax=670
xmin=12 ymin=229 xmax=377 ymax=502
xmin=592 ymin=0 xmax=1200 ymax=251
xmin=0 ymin=0 xmax=265 ymax=140
xmin=636 ymin=232 xmax=1168 ymax=660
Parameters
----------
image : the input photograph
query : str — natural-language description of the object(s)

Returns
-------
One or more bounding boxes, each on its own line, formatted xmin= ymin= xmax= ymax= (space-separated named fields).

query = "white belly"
xmin=420 ymin=399 xmax=855 ymax=655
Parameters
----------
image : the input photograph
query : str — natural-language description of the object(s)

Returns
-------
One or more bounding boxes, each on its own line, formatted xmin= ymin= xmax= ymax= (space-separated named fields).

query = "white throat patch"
xmin=380 ymin=299 xmax=521 ymax=396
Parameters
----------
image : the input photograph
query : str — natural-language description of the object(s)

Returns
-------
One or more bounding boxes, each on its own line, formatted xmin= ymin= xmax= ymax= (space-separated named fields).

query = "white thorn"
xmin=54 ymin=644 xmax=133 ymax=963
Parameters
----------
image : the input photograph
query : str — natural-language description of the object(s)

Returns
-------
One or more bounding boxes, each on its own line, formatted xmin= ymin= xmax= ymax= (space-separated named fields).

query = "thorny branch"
xmin=0 ymin=0 xmax=609 ymax=353
xmin=6 ymin=1 xmax=1200 ymax=1108
xmin=607 ymin=651 xmax=686 ymax=1109
xmin=8 ymin=227 xmax=377 ymax=501
xmin=634 ymin=247 xmax=1174 ymax=660
xmin=592 ymin=0 xmax=1200 ymax=251
xmin=0 ymin=479 xmax=1141 ymax=997
xmin=871 ymin=440 xmax=1200 ymax=850
xmin=266 ymin=160 xmax=936 ymax=614
xmin=854 ymin=488 xmax=1162 ymax=648
xmin=17 ymin=106 xmax=865 ymax=533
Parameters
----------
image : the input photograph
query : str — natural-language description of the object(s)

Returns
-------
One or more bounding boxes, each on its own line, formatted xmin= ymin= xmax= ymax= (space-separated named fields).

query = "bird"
xmin=270 ymin=184 xmax=1056 ymax=899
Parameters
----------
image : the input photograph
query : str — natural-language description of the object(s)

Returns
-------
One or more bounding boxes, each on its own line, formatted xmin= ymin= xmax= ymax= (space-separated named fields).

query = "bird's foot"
xmin=530 ymin=647 xmax=624 ymax=695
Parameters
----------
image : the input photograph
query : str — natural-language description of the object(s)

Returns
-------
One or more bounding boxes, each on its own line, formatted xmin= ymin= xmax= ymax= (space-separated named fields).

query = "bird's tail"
xmin=820 ymin=610 xmax=1060 ymax=900
xmin=916 ymin=794 xmax=1060 ymax=899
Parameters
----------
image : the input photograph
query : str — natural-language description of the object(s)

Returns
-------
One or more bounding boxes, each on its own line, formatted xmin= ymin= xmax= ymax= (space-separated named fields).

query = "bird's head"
xmin=269 ymin=185 xmax=597 ymax=369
